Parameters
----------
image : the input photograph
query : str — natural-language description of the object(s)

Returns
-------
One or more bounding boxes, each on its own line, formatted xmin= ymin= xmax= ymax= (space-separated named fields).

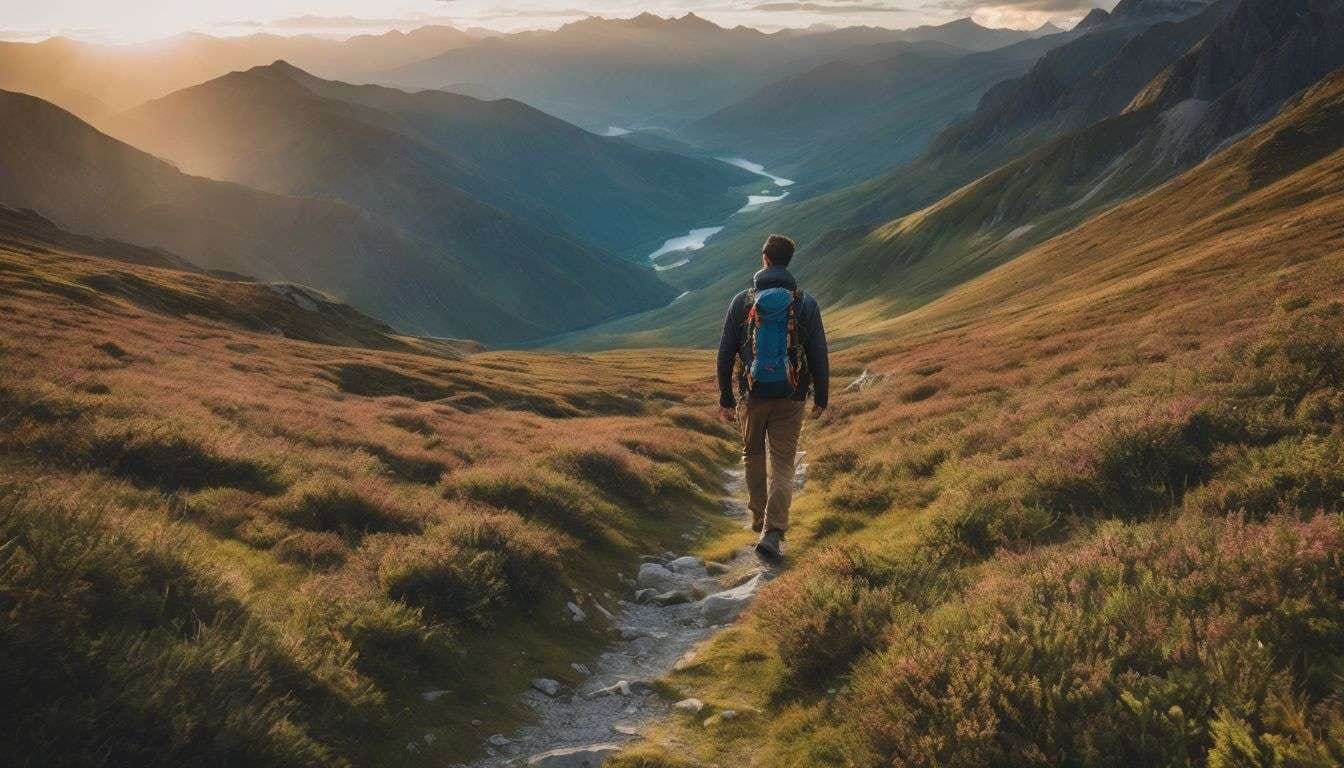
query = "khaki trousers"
xmin=739 ymin=397 xmax=804 ymax=533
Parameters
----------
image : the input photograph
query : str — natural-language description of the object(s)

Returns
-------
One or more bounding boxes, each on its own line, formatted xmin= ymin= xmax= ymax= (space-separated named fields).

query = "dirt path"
xmin=461 ymin=463 xmax=793 ymax=767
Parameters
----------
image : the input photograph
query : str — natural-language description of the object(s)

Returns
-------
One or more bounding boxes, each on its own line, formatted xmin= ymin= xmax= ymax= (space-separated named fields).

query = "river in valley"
xmin=646 ymin=157 xmax=795 ymax=272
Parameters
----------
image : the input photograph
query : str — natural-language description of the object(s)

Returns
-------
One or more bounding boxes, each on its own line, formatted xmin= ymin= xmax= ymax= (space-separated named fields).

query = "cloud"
xmin=215 ymin=14 xmax=463 ymax=31
xmin=753 ymin=1 xmax=913 ymax=12
xmin=924 ymin=0 xmax=1105 ymax=11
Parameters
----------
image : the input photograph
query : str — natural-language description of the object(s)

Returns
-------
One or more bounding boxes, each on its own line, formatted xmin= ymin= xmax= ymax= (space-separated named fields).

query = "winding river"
xmin=646 ymin=157 xmax=796 ymax=272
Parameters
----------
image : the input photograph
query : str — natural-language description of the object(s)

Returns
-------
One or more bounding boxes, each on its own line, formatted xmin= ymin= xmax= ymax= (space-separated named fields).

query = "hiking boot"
xmin=755 ymin=528 xmax=783 ymax=560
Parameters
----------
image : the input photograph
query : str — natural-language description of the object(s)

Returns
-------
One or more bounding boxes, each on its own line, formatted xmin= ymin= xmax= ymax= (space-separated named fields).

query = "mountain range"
xmin=108 ymin=61 xmax=754 ymax=258
xmin=0 ymin=86 xmax=676 ymax=343
xmin=374 ymin=14 xmax=1052 ymax=131
xmin=0 ymin=27 xmax=479 ymax=124
xmin=563 ymin=0 xmax=1344 ymax=348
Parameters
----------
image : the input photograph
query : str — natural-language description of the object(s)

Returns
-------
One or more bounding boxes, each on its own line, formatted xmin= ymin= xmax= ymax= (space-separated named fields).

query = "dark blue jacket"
xmin=716 ymin=266 xmax=829 ymax=409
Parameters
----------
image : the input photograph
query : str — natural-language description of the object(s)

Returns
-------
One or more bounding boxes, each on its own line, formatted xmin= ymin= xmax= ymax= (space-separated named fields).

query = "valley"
xmin=4 ymin=2 xmax=1344 ymax=766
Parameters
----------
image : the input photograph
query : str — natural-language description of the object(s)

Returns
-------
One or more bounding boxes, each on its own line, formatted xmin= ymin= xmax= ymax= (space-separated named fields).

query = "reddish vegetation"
xmin=0 ymin=216 xmax=736 ymax=764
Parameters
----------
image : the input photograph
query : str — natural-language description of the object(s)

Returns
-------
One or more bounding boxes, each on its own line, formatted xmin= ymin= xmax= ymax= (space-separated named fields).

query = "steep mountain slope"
xmin=375 ymin=14 xmax=1042 ymax=131
xmin=111 ymin=62 xmax=754 ymax=257
xmin=0 ymin=210 xmax=735 ymax=765
xmin=0 ymin=28 xmax=476 ymax=123
xmin=687 ymin=33 xmax=1070 ymax=192
xmin=0 ymin=90 xmax=673 ymax=342
xmin=626 ymin=63 xmax=1344 ymax=768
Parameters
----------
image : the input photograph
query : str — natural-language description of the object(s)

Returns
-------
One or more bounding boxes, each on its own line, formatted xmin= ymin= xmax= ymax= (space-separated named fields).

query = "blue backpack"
xmin=743 ymin=286 xmax=807 ymax=399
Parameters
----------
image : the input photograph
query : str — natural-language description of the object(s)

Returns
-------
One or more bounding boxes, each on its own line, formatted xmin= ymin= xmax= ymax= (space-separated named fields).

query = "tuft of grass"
xmin=268 ymin=475 xmax=419 ymax=535
xmin=447 ymin=466 xmax=617 ymax=542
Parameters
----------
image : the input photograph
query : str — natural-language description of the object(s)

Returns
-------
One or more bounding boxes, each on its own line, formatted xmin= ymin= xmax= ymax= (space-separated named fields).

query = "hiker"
xmin=717 ymin=234 xmax=829 ymax=559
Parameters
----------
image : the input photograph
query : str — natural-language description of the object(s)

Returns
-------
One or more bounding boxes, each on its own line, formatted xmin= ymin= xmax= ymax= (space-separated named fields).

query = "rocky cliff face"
xmin=1131 ymin=0 xmax=1344 ymax=163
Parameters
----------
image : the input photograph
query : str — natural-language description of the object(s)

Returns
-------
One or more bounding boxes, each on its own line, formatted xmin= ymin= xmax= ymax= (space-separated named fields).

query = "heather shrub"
xmin=845 ymin=515 xmax=1344 ymax=767
xmin=605 ymin=746 xmax=701 ymax=768
xmin=665 ymin=406 xmax=735 ymax=439
xmin=1039 ymin=401 xmax=1215 ymax=521
xmin=272 ymin=530 xmax=348 ymax=569
xmin=79 ymin=422 xmax=279 ymax=493
xmin=434 ymin=513 xmax=566 ymax=601
xmin=549 ymin=445 xmax=657 ymax=505
xmin=378 ymin=514 xmax=564 ymax=626
xmin=177 ymin=487 xmax=263 ymax=537
xmin=1186 ymin=436 xmax=1344 ymax=520
xmin=1250 ymin=301 xmax=1344 ymax=414
xmin=925 ymin=490 xmax=1055 ymax=560
xmin=448 ymin=466 xmax=615 ymax=541
xmin=0 ymin=490 xmax=336 ymax=766
xmin=269 ymin=474 xmax=417 ymax=535
xmin=759 ymin=548 xmax=956 ymax=684
xmin=379 ymin=540 xmax=509 ymax=626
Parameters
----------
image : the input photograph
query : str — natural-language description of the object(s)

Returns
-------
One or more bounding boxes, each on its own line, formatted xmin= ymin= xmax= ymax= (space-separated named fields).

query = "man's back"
xmin=715 ymin=235 xmax=829 ymax=559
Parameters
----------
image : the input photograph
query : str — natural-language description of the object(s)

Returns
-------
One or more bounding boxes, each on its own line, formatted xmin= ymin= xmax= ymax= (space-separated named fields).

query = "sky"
xmin=0 ymin=0 xmax=1112 ymax=43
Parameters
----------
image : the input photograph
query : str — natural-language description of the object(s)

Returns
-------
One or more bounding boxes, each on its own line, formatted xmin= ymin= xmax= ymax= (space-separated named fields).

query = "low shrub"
xmin=273 ymin=531 xmax=348 ymax=569
xmin=269 ymin=475 xmax=417 ymax=535
xmin=0 ymin=489 xmax=338 ymax=766
xmin=378 ymin=513 xmax=565 ymax=626
xmin=1186 ymin=436 xmax=1344 ymax=520
xmin=448 ymin=466 xmax=614 ymax=541
xmin=845 ymin=515 xmax=1344 ymax=767
xmin=82 ymin=423 xmax=279 ymax=493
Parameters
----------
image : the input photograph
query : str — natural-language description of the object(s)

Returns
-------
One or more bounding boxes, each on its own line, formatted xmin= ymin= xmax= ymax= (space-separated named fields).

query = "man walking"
xmin=717 ymin=234 xmax=829 ymax=559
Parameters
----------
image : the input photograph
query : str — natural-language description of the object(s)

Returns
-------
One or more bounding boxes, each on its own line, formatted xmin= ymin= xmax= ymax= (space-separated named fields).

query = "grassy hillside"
xmin=0 ymin=89 xmax=675 ymax=344
xmin=0 ymin=214 xmax=738 ymax=766
xmin=617 ymin=65 xmax=1344 ymax=768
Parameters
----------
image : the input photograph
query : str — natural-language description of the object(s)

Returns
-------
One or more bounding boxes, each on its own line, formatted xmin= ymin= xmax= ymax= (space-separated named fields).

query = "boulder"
xmin=525 ymin=743 xmax=622 ymax=767
xmin=699 ymin=574 xmax=763 ymax=626
xmin=636 ymin=563 xmax=691 ymax=592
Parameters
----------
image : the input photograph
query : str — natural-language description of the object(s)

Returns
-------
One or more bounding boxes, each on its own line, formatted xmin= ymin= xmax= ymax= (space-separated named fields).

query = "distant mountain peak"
xmin=1031 ymin=21 xmax=1066 ymax=35
xmin=1075 ymin=8 xmax=1112 ymax=29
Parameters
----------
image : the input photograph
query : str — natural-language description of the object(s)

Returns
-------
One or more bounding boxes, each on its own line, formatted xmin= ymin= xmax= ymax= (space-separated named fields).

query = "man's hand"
xmin=718 ymin=405 xmax=737 ymax=423
xmin=810 ymin=405 xmax=829 ymax=423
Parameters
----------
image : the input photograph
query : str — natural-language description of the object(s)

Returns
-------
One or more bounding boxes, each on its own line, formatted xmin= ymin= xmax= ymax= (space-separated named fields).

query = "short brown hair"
xmin=762 ymin=234 xmax=796 ymax=266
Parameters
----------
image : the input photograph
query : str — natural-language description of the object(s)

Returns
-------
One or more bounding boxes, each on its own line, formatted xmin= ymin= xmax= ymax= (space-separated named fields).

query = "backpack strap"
xmin=735 ymin=287 xmax=758 ymax=397
xmin=788 ymin=289 xmax=809 ymax=385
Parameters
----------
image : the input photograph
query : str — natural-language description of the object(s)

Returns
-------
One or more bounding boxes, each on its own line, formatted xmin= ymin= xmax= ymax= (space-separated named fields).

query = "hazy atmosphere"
xmin=3 ymin=0 xmax=1107 ymax=40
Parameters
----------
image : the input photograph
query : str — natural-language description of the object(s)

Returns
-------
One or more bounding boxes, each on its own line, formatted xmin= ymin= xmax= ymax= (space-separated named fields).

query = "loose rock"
xmin=531 ymin=678 xmax=561 ymax=697
xmin=673 ymin=697 xmax=705 ymax=714
xmin=488 ymin=734 xmax=512 ymax=747
xmin=421 ymin=689 xmax=451 ymax=702
xmin=654 ymin=589 xmax=692 ymax=606
xmin=633 ymin=588 xmax=656 ymax=603
xmin=524 ymin=743 xmax=622 ymax=767
xmin=699 ymin=574 xmax=763 ymax=625
xmin=566 ymin=602 xmax=587 ymax=622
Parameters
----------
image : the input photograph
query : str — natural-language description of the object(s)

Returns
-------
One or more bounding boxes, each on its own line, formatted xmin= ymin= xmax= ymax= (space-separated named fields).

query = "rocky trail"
xmin=459 ymin=457 xmax=805 ymax=767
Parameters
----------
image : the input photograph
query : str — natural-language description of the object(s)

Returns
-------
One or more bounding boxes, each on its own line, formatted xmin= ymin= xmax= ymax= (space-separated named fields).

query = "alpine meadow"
xmin=2 ymin=1 xmax=1344 ymax=767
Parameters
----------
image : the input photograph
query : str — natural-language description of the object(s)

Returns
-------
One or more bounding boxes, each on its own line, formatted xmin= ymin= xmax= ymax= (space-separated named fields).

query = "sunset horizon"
xmin=2 ymin=1 xmax=1098 ymax=44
